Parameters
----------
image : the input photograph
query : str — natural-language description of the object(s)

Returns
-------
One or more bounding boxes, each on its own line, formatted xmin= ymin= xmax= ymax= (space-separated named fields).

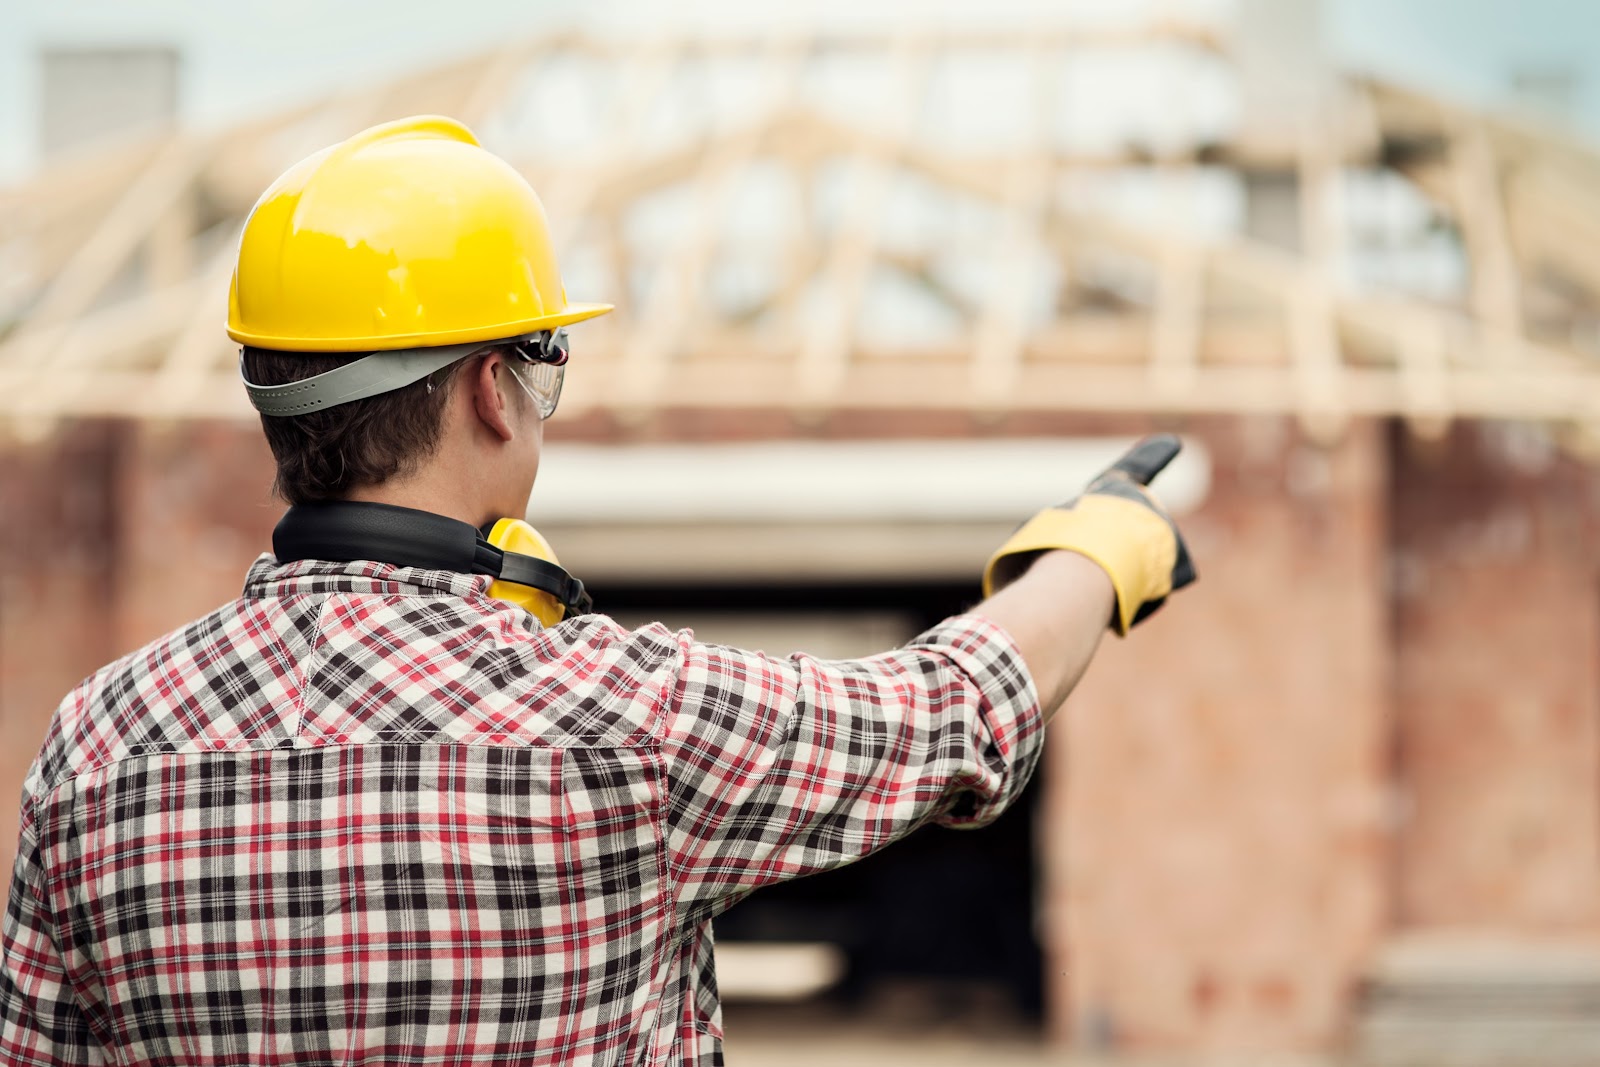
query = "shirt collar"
xmin=242 ymin=554 xmax=494 ymax=601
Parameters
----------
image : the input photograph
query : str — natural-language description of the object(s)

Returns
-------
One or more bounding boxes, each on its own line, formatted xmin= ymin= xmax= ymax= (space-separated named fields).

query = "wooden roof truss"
xmin=3 ymin=26 xmax=1600 ymax=447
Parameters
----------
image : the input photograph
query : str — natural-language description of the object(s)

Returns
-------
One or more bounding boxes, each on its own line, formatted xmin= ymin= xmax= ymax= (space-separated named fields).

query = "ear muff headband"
xmin=272 ymin=500 xmax=591 ymax=620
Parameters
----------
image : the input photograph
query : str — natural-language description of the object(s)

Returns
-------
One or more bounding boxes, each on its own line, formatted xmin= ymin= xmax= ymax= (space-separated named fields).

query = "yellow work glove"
xmin=983 ymin=434 xmax=1197 ymax=635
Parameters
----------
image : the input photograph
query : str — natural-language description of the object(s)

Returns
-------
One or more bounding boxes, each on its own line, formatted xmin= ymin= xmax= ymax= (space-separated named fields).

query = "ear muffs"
xmin=272 ymin=501 xmax=592 ymax=625
xmin=484 ymin=518 xmax=575 ymax=627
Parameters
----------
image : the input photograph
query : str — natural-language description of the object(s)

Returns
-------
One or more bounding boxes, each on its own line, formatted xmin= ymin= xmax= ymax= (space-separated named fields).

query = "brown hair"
xmin=241 ymin=347 xmax=468 ymax=505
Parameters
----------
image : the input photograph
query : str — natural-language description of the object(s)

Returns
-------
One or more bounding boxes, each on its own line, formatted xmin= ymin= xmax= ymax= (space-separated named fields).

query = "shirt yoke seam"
xmin=289 ymin=592 xmax=337 ymax=747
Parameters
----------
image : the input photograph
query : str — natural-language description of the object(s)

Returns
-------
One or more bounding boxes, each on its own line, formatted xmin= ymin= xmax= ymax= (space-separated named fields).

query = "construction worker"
xmin=0 ymin=116 xmax=1194 ymax=1065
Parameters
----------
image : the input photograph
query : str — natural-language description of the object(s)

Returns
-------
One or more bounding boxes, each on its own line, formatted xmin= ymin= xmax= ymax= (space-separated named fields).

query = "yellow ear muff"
xmin=486 ymin=518 xmax=568 ymax=627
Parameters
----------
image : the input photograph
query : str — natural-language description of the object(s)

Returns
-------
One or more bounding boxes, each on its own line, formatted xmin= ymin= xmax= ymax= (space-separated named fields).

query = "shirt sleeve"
xmin=658 ymin=613 xmax=1043 ymax=918
xmin=0 ymin=803 xmax=100 ymax=1067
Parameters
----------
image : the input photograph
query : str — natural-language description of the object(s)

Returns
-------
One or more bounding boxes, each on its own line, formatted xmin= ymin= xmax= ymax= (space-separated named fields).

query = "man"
xmin=0 ymin=116 xmax=1193 ymax=1065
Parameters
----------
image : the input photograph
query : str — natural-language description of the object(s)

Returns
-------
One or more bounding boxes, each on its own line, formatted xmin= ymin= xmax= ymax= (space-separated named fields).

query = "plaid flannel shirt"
xmin=1 ymin=555 xmax=1042 ymax=1066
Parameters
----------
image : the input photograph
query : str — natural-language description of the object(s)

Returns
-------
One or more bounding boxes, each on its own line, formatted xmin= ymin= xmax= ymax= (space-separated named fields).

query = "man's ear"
xmin=471 ymin=352 xmax=517 ymax=443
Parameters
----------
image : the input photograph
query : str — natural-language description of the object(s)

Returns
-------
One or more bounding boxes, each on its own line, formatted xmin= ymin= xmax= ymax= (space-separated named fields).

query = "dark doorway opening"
xmin=599 ymin=578 xmax=1046 ymax=1025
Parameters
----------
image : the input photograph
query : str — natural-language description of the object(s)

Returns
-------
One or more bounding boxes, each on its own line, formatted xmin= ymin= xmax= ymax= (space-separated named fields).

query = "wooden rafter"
xmin=1 ymin=26 xmax=1599 ymax=450
xmin=616 ymin=37 xmax=812 ymax=412
xmin=969 ymin=38 xmax=1057 ymax=410
xmin=794 ymin=35 xmax=932 ymax=404
xmin=1291 ymin=107 xmax=1349 ymax=442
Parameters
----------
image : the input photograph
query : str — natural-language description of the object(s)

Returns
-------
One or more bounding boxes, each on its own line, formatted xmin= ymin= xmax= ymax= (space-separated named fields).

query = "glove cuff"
xmin=983 ymin=495 xmax=1177 ymax=635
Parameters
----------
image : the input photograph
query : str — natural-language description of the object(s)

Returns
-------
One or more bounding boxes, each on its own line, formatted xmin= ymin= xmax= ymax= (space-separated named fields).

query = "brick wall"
xmin=0 ymin=422 xmax=277 ymax=875
xmin=1391 ymin=422 xmax=1600 ymax=931
xmin=1043 ymin=416 xmax=1394 ymax=1054
xmin=0 ymin=424 xmax=119 ymax=876
xmin=109 ymin=423 xmax=279 ymax=654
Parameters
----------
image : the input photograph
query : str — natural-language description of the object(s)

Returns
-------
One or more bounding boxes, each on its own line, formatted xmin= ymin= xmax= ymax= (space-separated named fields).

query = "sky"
xmin=0 ymin=0 xmax=1597 ymax=183
xmin=1329 ymin=0 xmax=1600 ymax=124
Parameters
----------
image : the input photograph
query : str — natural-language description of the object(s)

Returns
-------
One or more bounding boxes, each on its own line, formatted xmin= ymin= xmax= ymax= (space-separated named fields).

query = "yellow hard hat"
xmin=227 ymin=115 xmax=612 ymax=352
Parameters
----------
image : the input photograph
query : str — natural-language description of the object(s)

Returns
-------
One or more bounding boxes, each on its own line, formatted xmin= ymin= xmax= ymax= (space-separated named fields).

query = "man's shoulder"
xmin=28 ymin=558 xmax=698 ymax=802
xmin=300 ymin=597 xmax=690 ymax=749
xmin=30 ymin=590 xmax=318 ymax=796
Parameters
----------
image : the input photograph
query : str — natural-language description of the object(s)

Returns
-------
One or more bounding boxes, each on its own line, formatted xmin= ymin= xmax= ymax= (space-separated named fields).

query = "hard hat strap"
xmin=239 ymin=333 xmax=546 ymax=417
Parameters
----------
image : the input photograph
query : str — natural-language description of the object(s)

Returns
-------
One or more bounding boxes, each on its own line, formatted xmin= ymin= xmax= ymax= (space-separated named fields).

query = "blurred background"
xmin=4 ymin=0 xmax=1600 ymax=1063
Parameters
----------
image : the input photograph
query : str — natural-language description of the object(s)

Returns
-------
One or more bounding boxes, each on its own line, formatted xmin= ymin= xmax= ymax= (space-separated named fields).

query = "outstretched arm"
xmin=659 ymin=435 xmax=1196 ymax=917
xmin=974 ymin=548 xmax=1114 ymax=722
xmin=978 ymin=433 xmax=1197 ymax=722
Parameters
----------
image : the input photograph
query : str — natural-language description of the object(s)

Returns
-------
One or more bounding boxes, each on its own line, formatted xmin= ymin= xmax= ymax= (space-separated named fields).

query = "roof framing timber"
xmin=4 ymin=24 xmax=1600 ymax=451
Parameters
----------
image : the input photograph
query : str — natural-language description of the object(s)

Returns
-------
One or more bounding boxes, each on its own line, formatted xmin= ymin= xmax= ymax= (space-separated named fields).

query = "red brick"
xmin=1042 ymin=417 xmax=1393 ymax=1054
xmin=0 ymin=423 xmax=120 ymax=872
xmin=110 ymin=422 xmax=278 ymax=653
xmin=1392 ymin=422 xmax=1600 ymax=931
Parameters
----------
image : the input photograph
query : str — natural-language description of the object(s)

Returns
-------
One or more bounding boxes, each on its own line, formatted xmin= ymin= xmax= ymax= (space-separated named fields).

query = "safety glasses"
xmin=503 ymin=329 xmax=569 ymax=420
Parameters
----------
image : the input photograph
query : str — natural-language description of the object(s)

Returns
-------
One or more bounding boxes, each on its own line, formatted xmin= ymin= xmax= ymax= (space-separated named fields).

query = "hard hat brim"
xmin=227 ymin=301 xmax=615 ymax=353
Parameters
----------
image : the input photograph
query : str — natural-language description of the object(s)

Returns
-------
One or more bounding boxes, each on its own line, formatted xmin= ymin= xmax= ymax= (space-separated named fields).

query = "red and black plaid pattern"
xmin=1 ymin=556 xmax=1041 ymax=1065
